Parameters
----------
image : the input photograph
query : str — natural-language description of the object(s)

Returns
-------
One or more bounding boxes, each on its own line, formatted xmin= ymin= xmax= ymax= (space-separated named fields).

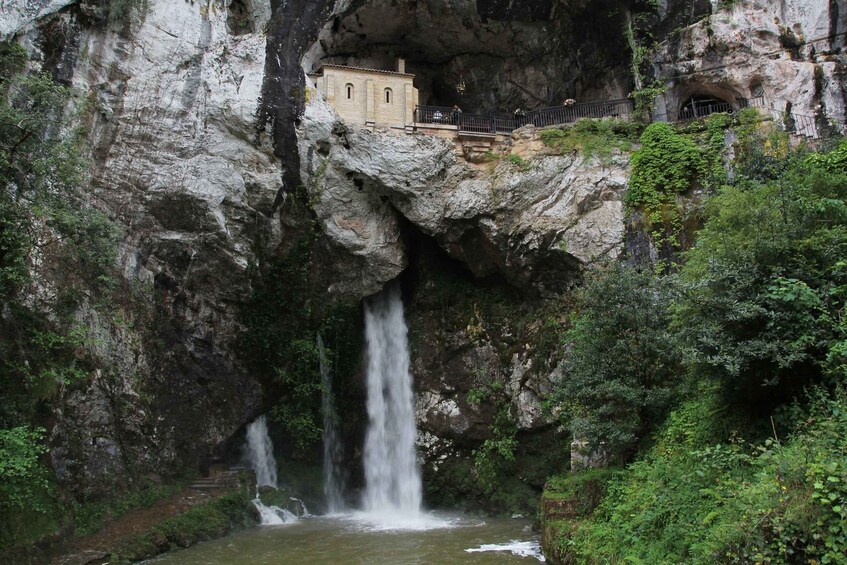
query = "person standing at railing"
xmin=451 ymin=105 xmax=462 ymax=125
xmin=514 ymin=107 xmax=526 ymax=127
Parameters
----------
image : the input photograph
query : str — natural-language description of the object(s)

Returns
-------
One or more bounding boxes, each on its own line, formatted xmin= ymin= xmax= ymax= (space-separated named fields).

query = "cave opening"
xmin=677 ymin=93 xmax=735 ymax=121
xmin=306 ymin=0 xmax=634 ymax=116
xmin=227 ymin=0 xmax=254 ymax=36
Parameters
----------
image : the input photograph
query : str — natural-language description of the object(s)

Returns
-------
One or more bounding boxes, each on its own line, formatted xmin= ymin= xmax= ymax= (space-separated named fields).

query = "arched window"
xmin=346 ymin=83 xmax=354 ymax=100
xmin=384 ymin=88 xmax=392 ymax=104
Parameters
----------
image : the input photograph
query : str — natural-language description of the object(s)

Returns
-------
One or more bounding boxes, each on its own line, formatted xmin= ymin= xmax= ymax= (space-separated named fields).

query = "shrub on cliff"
xmin=0 ymin=41 xmax=119 ymax=552
xmin=673 ymin=152 xmax=847 ymax=406
xmin=550 ymin=263 xmax=683 ymax=461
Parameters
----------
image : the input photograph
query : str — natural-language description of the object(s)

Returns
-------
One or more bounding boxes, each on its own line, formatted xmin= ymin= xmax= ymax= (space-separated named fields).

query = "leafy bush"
xmin=0 ymin=41 xmax=119 ymax=551
xmin=473 ymin=404 xmax=518 ymax=492
xmin=539 ymin=118 xmax=642 ymax=162
xmin=673 ymin=155 xmax=847 ymax=403
xmin=569 ymin=387 xmax=847 ymax=564
xmin=625 ymin=122 xmax=706 ymax=210
xmin=549 ymin=264 xmax=683 ymax=460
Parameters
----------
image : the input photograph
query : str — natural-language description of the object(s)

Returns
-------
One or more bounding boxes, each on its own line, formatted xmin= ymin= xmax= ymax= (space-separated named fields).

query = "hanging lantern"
xmin=457 ymin=75 xmax=466 ymax=95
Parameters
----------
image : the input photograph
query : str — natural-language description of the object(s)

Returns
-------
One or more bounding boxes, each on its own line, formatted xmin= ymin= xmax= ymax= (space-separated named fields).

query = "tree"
xmin=552 ymin=264 xmax=683 ymax=460
xmin=673 ymin=147 xmax=847 ymax=407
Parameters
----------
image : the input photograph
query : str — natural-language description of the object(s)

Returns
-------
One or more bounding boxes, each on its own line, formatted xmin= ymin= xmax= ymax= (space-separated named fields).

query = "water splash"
xmin=362 ymin=284 xmax=422 ymax=518
xmin=245 ymin=415 xmax=296 ymax=526
xmin=319 ymin=334 xmax=345 ymax=513
xmin=466 ymin=540 xmax=547 ymax=561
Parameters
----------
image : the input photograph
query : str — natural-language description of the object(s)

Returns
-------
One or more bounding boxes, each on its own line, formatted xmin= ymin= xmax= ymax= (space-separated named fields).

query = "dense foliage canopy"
xmin=549 ymin=121 xmax=847 ymax=563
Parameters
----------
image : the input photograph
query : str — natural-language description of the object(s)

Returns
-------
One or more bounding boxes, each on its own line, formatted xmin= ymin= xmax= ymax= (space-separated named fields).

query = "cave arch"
xmin=227 ymin=0 xmax=253 ymax=35
xmin=304 ymin=1 xmax=634 ymax=115
xmin=677 ymin=94 xmax=735 ymax=121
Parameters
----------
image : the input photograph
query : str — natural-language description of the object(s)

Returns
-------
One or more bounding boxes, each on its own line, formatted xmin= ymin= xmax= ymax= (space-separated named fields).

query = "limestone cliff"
xmin=654 ymin=0 xmax=847 ymax=125
xmin=0 ymin=0 xmax=844 ymax=515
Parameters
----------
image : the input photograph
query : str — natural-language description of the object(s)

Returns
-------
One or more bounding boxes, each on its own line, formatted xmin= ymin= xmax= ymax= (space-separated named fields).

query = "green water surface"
xmin=147 ymin=513 xmax=543 ymax=564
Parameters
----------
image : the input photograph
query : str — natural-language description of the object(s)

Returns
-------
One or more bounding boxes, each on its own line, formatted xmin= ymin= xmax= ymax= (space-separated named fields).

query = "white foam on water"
xmin=465 ymin=540 xmax=547 ymax=561
xmin=341 ymin=510 xmax=464 ymax=532
xmin=252 ymin=501 xmax=298 ymax=526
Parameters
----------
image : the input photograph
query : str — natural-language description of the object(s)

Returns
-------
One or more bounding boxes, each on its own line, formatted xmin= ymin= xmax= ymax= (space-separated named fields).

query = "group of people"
xmin=513 ymin=98 xmax=577 ymax=125
xmin=430 ymin=97 xmax=580 ymax=127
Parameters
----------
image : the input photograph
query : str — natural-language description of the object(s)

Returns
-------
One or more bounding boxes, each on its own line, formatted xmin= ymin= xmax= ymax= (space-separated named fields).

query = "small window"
xmin=346 ymin=83 xmax=354 ymax=100
xmin=384 ymin=88 xmax=392 ymax=104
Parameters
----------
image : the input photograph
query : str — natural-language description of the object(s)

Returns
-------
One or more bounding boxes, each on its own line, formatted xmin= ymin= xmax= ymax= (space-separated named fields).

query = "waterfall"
xmin=319 ymin=334 xmax=345 ymax=513
xmin=362 ymin=284 xmax=422 ymax=516
xmin=246 ymin=415 xmax=278 ymax=488
xmin=245 ymin=415 xmax=296 ymax=525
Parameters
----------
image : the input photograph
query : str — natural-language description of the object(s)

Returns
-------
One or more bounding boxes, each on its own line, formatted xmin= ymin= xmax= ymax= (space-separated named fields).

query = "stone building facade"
xmin=310 ymin=60 xmax=419 ymax=129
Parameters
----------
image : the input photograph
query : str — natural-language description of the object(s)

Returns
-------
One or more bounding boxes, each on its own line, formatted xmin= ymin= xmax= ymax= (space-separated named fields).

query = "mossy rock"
xmin=257 ymin=485 xmax=293 ymax=507
xmin=539 ymin=469 xmax=617 ymax=564
xmin=542 ymin=469 xmax=617 ymax=520
xmin=111 ymin=491 xmax=258 ymax=562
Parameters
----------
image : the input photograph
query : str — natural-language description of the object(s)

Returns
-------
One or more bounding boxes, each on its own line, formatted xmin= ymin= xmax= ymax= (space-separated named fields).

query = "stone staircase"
xmin=189 ymin=468 xmax=248 ymax=491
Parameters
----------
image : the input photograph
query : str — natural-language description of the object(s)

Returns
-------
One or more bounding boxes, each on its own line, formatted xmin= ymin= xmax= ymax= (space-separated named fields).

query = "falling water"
xmin=362 ymin=284 xmax=422 ymax=516
xmin=319 ymin=334 xmax=345 ymax=513
xmin=245 ymin=415 xmax=296 ymax=525
xmin=245 ymin=415 xmax=278 ymax=488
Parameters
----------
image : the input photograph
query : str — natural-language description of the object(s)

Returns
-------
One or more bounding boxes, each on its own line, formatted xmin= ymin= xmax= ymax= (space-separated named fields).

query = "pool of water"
xmin=146 ymin=512 xmax=544 ymax=564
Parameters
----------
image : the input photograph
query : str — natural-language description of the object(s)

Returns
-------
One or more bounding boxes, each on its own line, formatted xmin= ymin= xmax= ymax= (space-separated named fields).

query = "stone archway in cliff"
xmin=677 ymin=93 xmax=735 ymax=120
xmin=666 ymin=81 xmax=743 ymax=122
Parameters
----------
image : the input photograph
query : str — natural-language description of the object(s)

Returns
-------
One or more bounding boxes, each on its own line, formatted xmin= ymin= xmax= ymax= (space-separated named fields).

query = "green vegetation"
xmin=548 ymin=264 xmax=682 ymax=461
xmin=624 ymin=121 xmax=706 ymax=267
xmin=111 ymin=490 xmax=258 ymax=562
xmin=473 ymin=404 xmax=518 ymax=492
xmin=625 ymin=122 xmax=705 ymax=211
xmin=568 ymin=388 xmax=847 ymax=564
xmin=0 ymin=41 xmax=120 ymax=553
xmin=545 ymin=117 xmax=847 ymax=562
xmin=72 ymin=481 xmax=188 ymax=537
xmin=539 ymin=119 xmax=642 ymax=162
xmin=505 ymin=153 xmax=531 ymax=171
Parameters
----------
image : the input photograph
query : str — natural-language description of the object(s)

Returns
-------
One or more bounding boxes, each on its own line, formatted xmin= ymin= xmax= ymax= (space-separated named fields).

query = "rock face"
xmin=0 ymin=0 xmax=77 ymax=39
xmin=22 ymin=0 xmax=281 ymax=496
xmin=297 ymin=92 xmax=629 ymax=508
xmin=654 ymin=0 xmax=847 ymax=128
xmin=298 ymin=95 xmax=629 ymax=298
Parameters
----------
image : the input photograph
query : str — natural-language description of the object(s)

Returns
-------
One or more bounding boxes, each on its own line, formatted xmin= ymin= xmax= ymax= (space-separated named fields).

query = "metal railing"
xmin=414 ymin=98 xmax=634 ymax=135
xmin=525 ymin=99 xmax=633 ymax=127
xmin=677 ymin=101 xmax=735 ymax=121
xmin=762 ymin=108 xmax=820 ymax=139
xmin=414 ymin=105 xmax=458 ymax=126
xmin=413 ymin=96 xmax=836 ymax=140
